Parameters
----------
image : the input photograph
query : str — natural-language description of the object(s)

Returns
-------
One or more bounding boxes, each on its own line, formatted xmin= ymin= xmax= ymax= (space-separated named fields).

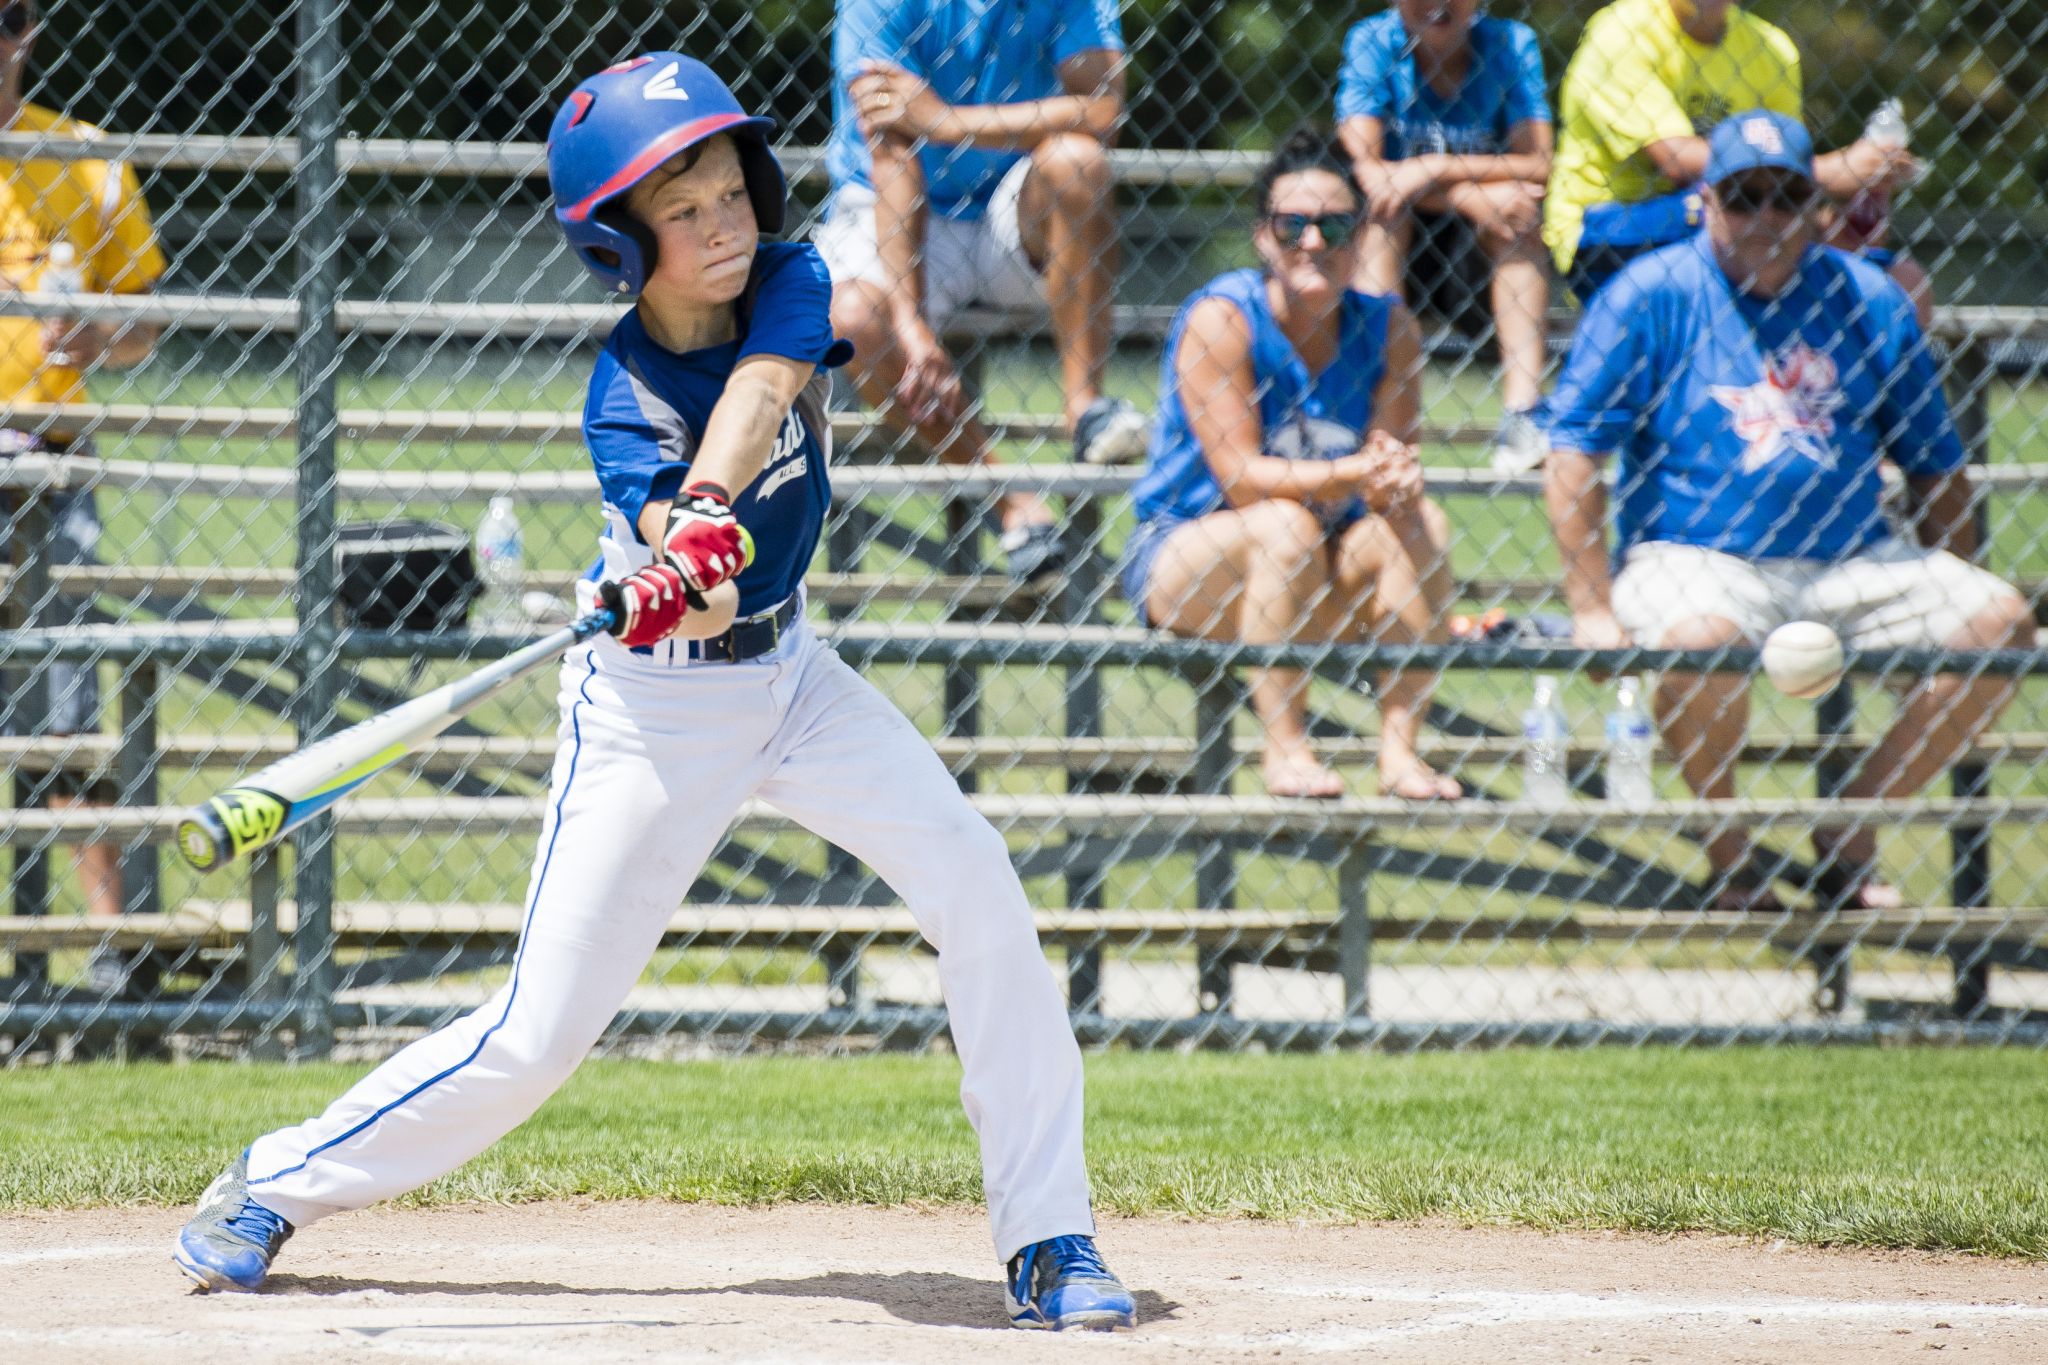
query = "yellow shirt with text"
xmin=1543 ymin=0 xmax=1801 ymax=270
xmin=0 ymin=102 xmax=166 ymax=416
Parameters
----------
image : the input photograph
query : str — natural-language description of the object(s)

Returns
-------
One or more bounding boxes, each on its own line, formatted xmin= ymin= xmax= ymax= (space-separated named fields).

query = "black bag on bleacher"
xmin=334 ymin=519 xmax=479 ymax=630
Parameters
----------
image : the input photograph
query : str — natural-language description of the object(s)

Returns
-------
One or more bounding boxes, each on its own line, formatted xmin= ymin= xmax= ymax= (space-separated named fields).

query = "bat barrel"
xmin=176 ymin=787 xmax=293 ymax=871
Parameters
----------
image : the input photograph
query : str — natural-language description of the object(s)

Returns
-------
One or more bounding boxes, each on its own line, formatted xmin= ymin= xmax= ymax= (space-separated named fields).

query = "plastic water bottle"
xmin=41 ymin=241 xmax=84 ymax=368
xmin=476 ymin=495 xmax=525 ymax=628
xmin=1522 ymin=675 xmax=1571 ymax=808
xmin=1844 ymin=99 xmax=1910 ymax=246
xmin=1865 ymin=97 xmax=1909 ymax=152
xmin=1604 ymin=676 xmax=1656 ymax=809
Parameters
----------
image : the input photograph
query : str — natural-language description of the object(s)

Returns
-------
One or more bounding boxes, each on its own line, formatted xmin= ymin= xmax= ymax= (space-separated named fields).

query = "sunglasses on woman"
xmin=1264 ymin=210 xmax=1360 ymax=249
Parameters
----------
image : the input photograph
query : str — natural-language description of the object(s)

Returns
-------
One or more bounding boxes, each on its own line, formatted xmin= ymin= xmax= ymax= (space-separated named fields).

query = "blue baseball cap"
xmin=1704 ymin=111 xmax=1815 ymax=186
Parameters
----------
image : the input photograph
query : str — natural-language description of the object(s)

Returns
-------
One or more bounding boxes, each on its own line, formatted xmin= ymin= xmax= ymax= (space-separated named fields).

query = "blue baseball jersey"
xmin=1547 ymin=232 xmax=1966 ymax=564
xmin=826 ymin=0 xmax=1124 ymax=219
xmin=582 ymin=241 xmax=854 ymax=617
xmin=1336 ymin=13 xmax=1551 ymax=159
xmin=1134 ymin=269 xmax=1394 ymax=524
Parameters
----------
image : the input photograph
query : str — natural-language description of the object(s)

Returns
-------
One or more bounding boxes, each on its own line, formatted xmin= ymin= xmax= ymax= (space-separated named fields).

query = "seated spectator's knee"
xmin=1658 ymin=615 xmax=1748 ymax=652
xmin=1414 ymin=496 xmax=1452 ymax=550
xmin=1031 ymin=133 xmax=1113 ymax=206
xmin=1239 ymin=499 xmax=1327 ymax=570
xmin=1986 ymin=591 xmax=2036 ymax=648
xmin=830 ymin=284 xmax=892 ymax=354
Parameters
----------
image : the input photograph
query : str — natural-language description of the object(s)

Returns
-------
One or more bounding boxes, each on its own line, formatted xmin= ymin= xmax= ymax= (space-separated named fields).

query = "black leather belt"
xmin=687 ymin=593 xmax=800 ymax=663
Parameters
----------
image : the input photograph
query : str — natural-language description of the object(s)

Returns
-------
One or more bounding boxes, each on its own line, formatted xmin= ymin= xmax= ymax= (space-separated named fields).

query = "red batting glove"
xmin=661 ymin=480 xmax=748 ymax=598
xmin=600 ymin=563 xmax=693 ymax=647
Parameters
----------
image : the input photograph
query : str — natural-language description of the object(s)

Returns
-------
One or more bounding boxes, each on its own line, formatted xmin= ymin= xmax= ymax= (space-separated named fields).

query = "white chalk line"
xmin=0 ymin=1244 xmax=148 ymax=1268
xmin=1211 ymin=1279 xmax=2048 ymax=1351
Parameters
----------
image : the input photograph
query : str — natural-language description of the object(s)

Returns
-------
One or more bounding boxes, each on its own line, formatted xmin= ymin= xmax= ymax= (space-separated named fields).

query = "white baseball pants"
xmin=245 ymin=622 xmax=1094 ymax=1260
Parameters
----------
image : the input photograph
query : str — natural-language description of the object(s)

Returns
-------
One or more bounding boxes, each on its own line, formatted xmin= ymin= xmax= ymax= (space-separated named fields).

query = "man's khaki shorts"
xmin=1613 ymin=538 xmax=2022 ymax=649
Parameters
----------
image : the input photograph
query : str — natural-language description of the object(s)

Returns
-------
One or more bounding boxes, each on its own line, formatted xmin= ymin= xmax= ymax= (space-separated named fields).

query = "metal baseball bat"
xmin=175 ymin=606 xmax=617 ymax=872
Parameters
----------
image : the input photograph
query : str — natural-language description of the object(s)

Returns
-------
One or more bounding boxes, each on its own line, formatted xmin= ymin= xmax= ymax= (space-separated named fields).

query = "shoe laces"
xmin=221 ymin=1198 xmax=286 ymax=1246
xmin=1042 ymin=1234 xmax=1110 ymax=1280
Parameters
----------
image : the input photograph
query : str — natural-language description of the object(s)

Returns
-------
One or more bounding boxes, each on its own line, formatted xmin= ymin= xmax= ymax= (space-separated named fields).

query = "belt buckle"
xmin=726 ymin=601 xmax=784 ymax=663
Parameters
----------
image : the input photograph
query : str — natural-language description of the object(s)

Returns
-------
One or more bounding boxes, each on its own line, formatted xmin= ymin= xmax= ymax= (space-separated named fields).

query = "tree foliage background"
xmin=38 ymin=0 xmax=2046 ymax=213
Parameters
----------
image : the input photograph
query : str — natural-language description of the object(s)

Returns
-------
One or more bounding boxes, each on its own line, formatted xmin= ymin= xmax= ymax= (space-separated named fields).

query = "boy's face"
xmin=625 ymin=134 xmax=758 ymax=306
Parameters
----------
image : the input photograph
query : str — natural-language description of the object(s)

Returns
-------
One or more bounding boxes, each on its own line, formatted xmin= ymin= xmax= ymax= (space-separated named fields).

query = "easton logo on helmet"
xmin=642 ymin=61 xmax=692 ymax=102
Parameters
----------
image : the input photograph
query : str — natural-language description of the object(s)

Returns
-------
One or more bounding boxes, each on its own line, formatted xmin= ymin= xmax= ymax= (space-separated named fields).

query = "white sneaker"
xmin=1073 ymin=397 xmax=1149 ymax=466
xmin=1489 ymin=408 xmax=1549 ymax=475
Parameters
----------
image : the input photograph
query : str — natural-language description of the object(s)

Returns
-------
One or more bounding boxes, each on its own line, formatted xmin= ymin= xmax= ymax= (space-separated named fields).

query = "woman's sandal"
xmin=1381 ymin=768 xmax=1465 ymax=802
xmin=1698 ymin=860 xmax=1787 ymax=914
xmin=1807 ymin=857 xmax=1904 ymax=912
xmin=1262 ymin=749 xmax=1346 ymax=800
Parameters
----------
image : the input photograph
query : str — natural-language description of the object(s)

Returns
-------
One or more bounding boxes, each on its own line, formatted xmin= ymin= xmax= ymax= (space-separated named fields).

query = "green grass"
xmin=5 ymin=1049 xmax=2047 ymax=1257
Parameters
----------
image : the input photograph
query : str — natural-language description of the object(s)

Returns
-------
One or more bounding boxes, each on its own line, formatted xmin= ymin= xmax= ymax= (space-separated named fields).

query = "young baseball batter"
xmin=172 ymin=53 xmax=1136 ymax=1332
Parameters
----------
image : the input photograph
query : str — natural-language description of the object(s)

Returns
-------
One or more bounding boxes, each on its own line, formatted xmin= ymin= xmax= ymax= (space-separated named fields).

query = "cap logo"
xmin=642 ymin=60 xmax=691 ymax=102
xmin=1742 ymin=117 xmax=1785 ymax=153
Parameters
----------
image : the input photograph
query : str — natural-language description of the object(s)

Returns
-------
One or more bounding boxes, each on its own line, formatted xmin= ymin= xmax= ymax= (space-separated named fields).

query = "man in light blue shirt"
xmin=818 ymin=0 xmax=1144 ymax=591
xmin=1546 ymin=111 xmax=2033 ymax=913
xmin=1336 ymin=0 xmax=1553 ymax=473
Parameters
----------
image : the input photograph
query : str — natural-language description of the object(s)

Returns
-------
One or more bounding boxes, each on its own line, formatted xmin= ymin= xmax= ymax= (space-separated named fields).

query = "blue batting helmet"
xmin=547 ymin=54 xmax=787 ymax=295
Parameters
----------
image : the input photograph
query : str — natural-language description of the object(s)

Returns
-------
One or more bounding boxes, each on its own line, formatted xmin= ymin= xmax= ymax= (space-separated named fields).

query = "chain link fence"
xmin=1 ymin=0 xmax=2046 ymax=1060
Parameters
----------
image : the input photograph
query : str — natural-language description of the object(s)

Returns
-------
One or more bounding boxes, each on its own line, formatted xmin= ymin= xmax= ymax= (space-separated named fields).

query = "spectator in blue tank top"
xmin=1122 ymin=129 xmax=1459 ymax=801
xmin=1336 ymin=0 xmax=1553 ymax=476
xmin=1546 ymin=112 xmax=2032 ymax=912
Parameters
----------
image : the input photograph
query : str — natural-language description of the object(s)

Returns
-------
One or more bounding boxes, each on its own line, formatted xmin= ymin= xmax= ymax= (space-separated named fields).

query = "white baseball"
xmin=1762 ymin=621 xmax=1845 ymax=698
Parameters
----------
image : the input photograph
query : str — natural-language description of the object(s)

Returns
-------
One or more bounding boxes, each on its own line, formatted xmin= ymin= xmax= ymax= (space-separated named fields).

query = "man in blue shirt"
xmin=818 ymin=0 xmax=1145 ymax=591
xmin=1545 ymin=111 xmax=2033 ymax=912
xmin=1336 ymin=0 xmax=1553 ymax=474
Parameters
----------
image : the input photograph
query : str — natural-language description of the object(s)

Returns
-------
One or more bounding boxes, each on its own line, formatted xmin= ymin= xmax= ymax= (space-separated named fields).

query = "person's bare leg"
xmin=1654 ymin=615 xmax=1772 ymax=905
xmin=1819 ymin=596 xmax=2036 ymax=903
xmin=1146 ymin=503 xmax=1342 ymax=797
xmin=54 ymin=794 xmax=123 ymax=918
xmin=1016 ymin=133 xmax=1118 ymax=432
xmin=829 ymin=280 xmax=1053 ymax=532
xmin=1353 ymin=217 xmax=1410 ymax=299
xmin=1484 ymin=226 xmax=1549 ymax=414
xmin=1330 ymin=500 xmax=1459 ymax=798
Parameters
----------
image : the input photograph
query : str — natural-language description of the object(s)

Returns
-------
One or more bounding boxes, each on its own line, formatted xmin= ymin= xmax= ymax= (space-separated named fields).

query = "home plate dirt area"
xmin=5 ymin=1204 xmax=2046 ymax=1363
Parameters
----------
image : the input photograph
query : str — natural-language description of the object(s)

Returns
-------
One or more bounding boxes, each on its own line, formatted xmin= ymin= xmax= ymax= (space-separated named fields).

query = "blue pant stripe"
xmin=251 ymin=653 xmax=599 ymax=1188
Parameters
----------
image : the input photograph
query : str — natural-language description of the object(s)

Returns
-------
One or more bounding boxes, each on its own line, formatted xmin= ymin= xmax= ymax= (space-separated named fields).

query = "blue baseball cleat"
xmin=1005 ymin=1234 xmax=1137 ymax=1330
xmin=173 ymin=1152 xmax=292 ymax=1291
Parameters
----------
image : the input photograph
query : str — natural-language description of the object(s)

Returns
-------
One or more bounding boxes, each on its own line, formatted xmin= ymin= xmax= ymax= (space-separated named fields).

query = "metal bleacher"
xmin=3 ymin=136 xmax=2048 ymax=1051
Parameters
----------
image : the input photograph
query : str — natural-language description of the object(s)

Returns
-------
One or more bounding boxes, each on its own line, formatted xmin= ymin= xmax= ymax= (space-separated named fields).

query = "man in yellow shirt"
xmin=0 ymin=0 xmax=165 ymax=975
xmin=1545 ymin=0 xmax=1913 ymax=299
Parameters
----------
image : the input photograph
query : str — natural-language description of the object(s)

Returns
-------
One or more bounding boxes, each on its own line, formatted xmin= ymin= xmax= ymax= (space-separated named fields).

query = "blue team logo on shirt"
xmin=1710 ymin=343 xmax=1845 ymax=472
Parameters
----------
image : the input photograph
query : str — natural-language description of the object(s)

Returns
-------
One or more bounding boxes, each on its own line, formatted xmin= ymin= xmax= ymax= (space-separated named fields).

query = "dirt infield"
xmin=5 ymin=1204 xmax=2045 ymax=1363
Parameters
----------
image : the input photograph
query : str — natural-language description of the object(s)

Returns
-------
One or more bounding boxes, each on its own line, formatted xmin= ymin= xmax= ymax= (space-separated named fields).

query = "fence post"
xmin=1193 ymin=669 xmax=1236 ymax=1013
xmin=6 ymin=491 xmax=54 ymax=990
xmin=1810 ymin=682 xmax=1855 ymax=1014
xmin=1062 ymin=493 xmax=1105 ymax=1015
xmin=288 ymin=0 xmax=345 ymax=1059
xmin=1947 ymin=333 xmax=1995 ymax=1018
xmin=115 ymin=661 xmax=160 ymax=919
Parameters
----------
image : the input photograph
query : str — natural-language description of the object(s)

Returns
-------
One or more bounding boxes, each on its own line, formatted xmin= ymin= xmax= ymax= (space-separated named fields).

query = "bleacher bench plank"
xmin=9 ymin=904 xmax=2041 ymax=959
xmin=10 ymin=731 xmax=2048 ymax=782
xmin=4 ymin=796 xmax=2047 ymax=843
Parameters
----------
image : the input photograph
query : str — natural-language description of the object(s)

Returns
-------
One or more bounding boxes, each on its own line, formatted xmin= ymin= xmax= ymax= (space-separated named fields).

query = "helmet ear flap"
xmin=736 ymin=134 xmax=787 ymax=236
xmin=594 ymin=206 xmax=660 ymax=290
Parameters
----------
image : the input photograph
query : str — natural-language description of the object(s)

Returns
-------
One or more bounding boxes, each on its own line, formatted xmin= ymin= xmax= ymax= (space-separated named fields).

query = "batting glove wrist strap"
xmin=601 ymin=563 xmax=693 ymax=647
xmin=662 ymin=481 xmax=746 ymax=597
